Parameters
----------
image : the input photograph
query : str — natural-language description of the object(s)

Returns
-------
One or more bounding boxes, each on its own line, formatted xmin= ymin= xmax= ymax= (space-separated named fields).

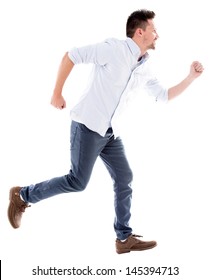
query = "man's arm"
xmin=51 ymin=52 xmax=74 ymax=109
xmin=168 ymin=61 xmax=204 ymax=101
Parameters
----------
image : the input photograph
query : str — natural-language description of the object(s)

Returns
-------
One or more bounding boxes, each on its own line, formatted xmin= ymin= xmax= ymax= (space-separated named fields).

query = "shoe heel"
xmin=116 ymin=249 xmax=130 ymax=254
xmin=9 ymin=188 xmax=13 ymax=200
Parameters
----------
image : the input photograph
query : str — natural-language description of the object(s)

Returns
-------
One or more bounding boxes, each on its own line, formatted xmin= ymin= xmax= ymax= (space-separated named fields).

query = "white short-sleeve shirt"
xmin=68 ymin=38 xmax=168 ymax=137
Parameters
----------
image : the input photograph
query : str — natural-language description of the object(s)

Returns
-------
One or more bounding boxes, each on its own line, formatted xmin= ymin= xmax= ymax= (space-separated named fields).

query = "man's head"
xmin=126 ymin=9 xmax=159 ymax=52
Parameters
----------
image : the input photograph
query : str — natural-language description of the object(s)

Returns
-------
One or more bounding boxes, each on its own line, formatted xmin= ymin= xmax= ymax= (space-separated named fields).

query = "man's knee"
xmin=122 ymin=168 xmax=133 ymax=185
xmin=113 ymin=168 xmax=133 ymax=191
xmin=65 ymin=172 xmax=89 ymax=192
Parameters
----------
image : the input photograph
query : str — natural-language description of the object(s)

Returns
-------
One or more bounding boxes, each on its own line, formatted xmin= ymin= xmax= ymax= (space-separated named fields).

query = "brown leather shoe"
xmin=8 ymin=186 xmax=31 ymax=229
xmin=116 ymin=234 xmax=157 ymax=254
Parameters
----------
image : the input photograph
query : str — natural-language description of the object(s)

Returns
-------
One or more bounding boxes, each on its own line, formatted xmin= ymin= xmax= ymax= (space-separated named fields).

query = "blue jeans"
xmin=20 ymin=121 xmax=133 ymax=240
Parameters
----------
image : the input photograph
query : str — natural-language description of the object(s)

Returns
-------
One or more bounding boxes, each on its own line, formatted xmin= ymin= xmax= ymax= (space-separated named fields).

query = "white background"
xmin=0 ymin=0 xmax=208 ymax=279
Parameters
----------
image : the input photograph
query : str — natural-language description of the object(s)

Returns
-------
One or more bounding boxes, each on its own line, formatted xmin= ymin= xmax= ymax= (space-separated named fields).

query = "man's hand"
xmin=50 ymin=94 xmax=66 ymax=110
xmin=190 ymin=61 xmax=204 ymax=79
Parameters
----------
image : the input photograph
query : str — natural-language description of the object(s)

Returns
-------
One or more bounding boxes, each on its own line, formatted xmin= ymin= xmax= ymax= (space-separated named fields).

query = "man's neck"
xmin=132 ymin=37 xmax=146 ymax=57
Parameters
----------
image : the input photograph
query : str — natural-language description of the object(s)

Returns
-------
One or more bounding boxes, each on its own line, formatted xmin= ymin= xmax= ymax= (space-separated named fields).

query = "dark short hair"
xmin=126 ymin=9 xmax=155 ymax=38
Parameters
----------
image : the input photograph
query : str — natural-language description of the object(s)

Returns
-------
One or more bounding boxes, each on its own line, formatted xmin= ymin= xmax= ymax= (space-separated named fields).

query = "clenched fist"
xmin=50 ymin=94 xmax=66 ymax=110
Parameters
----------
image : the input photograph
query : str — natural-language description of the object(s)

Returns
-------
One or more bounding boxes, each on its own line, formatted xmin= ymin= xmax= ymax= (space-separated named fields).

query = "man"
xmin=8 ymin=9 xmax=204 ymax=254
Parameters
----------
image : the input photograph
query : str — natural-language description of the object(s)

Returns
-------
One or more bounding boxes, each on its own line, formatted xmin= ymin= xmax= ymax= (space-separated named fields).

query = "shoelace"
xmin=14 ymin=190 xmax=31 ymax=212
xmin=18 ymin=204 xmax=31 ymax=213
xmin=132 ymin=234 xmax=143 ymax=238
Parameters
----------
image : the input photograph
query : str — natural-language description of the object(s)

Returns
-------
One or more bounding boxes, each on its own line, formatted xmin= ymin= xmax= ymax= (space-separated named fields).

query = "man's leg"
xmin=8 ymin=121 xmax=110 ymax=227
xmin=20 ymin=121 xmax=102 ymax=203
xmin=100 ymin=133 xmax=157 ymax=254
xmin=99 ymin=134 xmax=133 ymax=240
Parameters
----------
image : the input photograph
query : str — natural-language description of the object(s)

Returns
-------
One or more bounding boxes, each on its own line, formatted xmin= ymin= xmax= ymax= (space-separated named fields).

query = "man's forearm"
xmin=50 ymin=53 xmax=74 ymax=109
xmin=168 ymin=61 xmax=204 ymax=101
xmin=168 ymin=75 xmax=195 ymax=101
xmin=53 ymin=52 xmax=74 ymax=95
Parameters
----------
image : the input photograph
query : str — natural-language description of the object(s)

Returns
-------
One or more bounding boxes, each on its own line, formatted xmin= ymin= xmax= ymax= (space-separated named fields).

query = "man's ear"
xmin=135 ymin=28 xmax=143 ymax=37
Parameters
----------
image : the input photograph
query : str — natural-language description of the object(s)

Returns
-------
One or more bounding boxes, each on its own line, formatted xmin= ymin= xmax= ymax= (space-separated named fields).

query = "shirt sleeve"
xmin=68 ymin=39 xmax=113 ymax=66
xmin=144 ymin=77 xmax=168 ymax=103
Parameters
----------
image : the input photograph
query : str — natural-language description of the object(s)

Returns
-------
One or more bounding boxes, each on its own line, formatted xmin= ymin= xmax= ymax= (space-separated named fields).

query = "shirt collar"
xmin=126 ymin=37 xmax=149 ymax=62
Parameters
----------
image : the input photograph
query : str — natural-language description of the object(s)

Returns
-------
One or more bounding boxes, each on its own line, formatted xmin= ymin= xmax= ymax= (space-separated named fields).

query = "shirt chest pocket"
xmin=129 ymin=71 xmax=147 ymax=91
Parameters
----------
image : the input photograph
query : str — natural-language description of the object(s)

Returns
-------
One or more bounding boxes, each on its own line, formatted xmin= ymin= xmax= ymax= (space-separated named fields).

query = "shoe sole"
xmin=8 ymin=188 xmax=19 ymax=229
xmin=116 ymin=243 xmax=157 ymax=254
